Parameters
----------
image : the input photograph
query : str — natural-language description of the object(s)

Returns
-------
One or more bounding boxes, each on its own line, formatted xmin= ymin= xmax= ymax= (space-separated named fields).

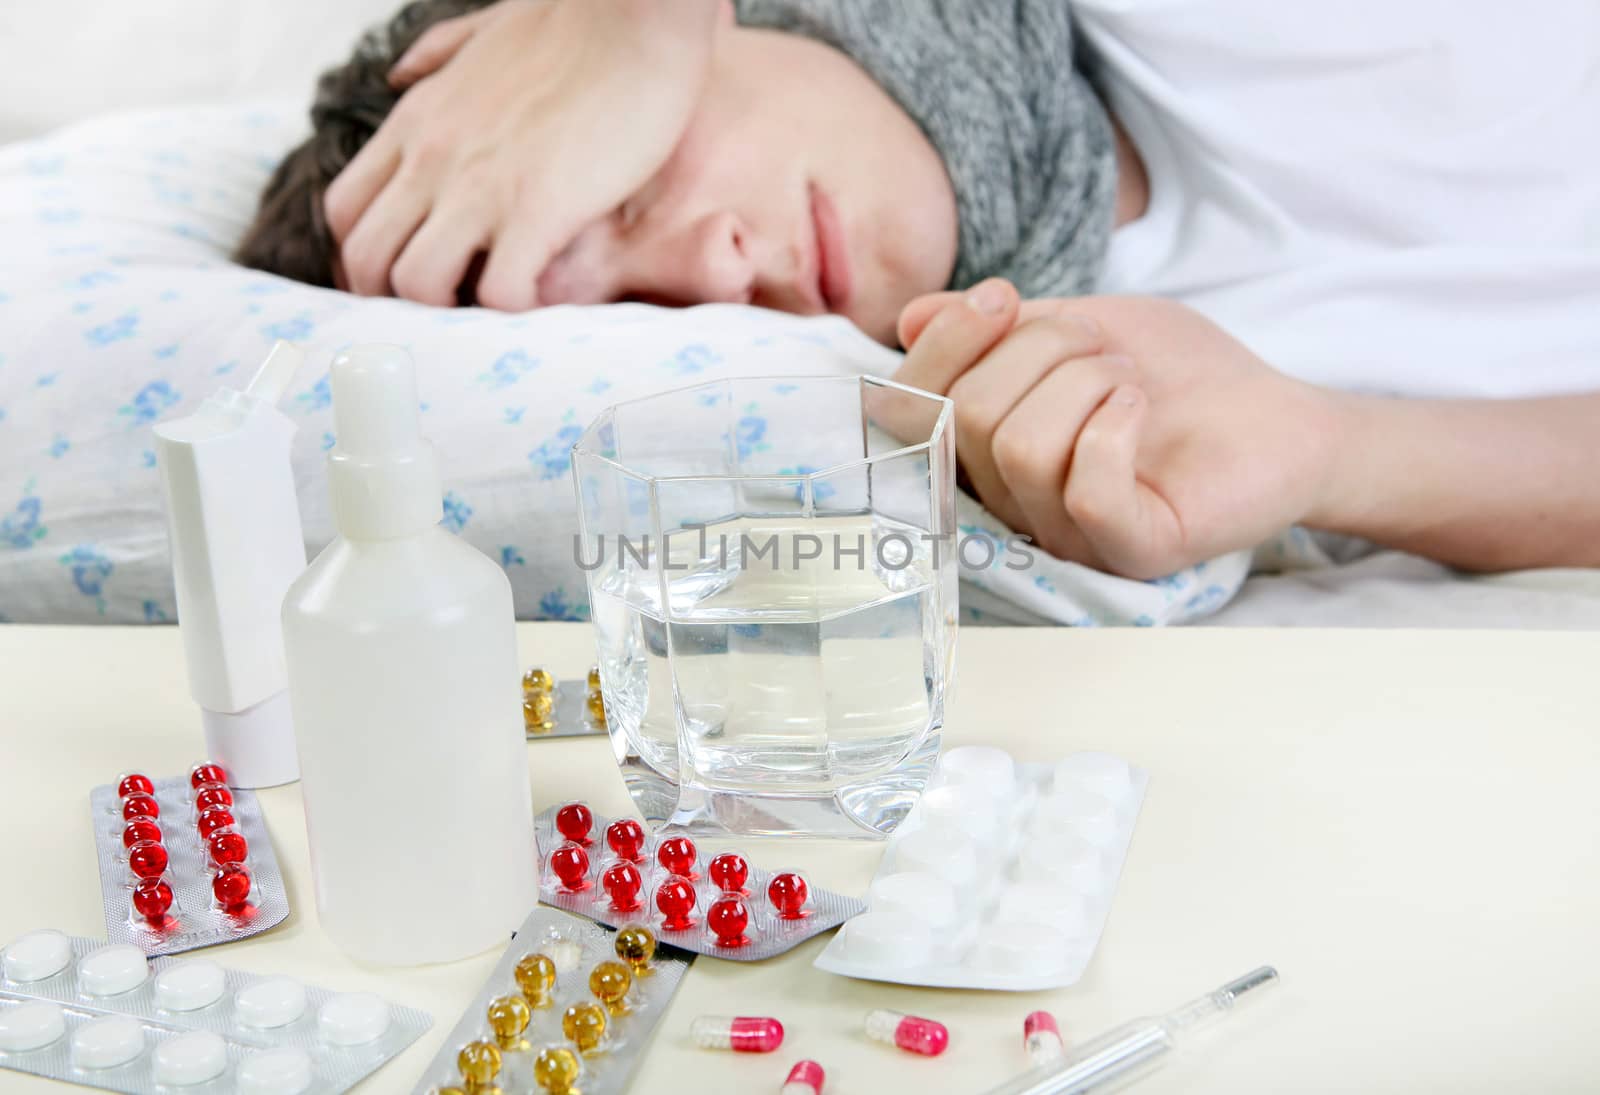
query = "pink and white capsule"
xmin=864 ymin=1009 xmax=948 ymax=1056
xmin=1023 ymin=1010 xmax=1064 ymax=1065
xmin=689 ymin=1015 xmax=785 ymax=1053
xmin=782 ymin=1059 xmax=825 ymax=1094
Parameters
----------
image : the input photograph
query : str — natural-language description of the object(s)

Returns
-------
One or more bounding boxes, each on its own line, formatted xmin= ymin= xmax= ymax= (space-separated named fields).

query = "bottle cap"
xmin=327 ymin=345 xmax=443 ymax=540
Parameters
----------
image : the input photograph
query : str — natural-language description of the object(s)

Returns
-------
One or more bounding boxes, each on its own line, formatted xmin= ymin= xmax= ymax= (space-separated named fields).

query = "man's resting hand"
xmin=893 ymin=282 xmax=1342 ymax=578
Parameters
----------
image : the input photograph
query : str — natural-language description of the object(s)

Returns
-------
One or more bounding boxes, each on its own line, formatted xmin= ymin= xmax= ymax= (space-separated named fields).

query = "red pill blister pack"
xmin=534 ymin=803 xmax=864 ymax=961
xmin=88 ymin=767 xmax=288 ymax=956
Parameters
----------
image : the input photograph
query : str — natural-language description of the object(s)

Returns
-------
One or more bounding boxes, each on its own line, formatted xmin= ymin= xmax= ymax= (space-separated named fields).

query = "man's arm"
xmin=892 ymin=287 xmax=1600 ymax=577
xmin=1313 ymin=393 xmax=1600 ymax=571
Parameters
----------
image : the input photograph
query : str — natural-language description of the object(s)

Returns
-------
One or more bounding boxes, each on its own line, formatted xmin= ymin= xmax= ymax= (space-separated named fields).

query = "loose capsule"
xmin=514 ymin=954 xmax=558 ymax=1007
xmin=1023 ymin=1010 xmax=1064 ymax=1066
xmin=456 ymin=1040 xmax=501 ymax=1087
xmin=864 ymin=1010 xmax=948 ymax=1056
xmin=689 ymin=1015 xmax=785 ymax=1053
xmin=486 ymin=994 xmax=531 ymax=1049
xmin=783 ymin=1059 xmax=826 ymax=1094
xmin=561 ymin=1001 xmax=607 ymax=1054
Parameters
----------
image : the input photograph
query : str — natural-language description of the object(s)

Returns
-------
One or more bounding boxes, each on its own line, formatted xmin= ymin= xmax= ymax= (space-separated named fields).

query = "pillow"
xmin=0 ymin=102 xmax=1248 ymax=625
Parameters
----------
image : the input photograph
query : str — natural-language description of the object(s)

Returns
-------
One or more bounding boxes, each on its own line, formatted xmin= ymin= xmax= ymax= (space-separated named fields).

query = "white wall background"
xmin=0 ymin=0 xmax=403 ymax=143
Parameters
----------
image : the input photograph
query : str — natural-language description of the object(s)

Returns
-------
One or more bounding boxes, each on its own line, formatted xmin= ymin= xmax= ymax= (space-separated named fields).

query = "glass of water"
xmin=571 ymin=375 xmax=956 ymax=839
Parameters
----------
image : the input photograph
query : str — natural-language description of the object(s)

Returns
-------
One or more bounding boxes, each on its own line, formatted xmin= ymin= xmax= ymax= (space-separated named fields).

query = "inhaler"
xmin=154 ymin=341 xmax=307 ymax=788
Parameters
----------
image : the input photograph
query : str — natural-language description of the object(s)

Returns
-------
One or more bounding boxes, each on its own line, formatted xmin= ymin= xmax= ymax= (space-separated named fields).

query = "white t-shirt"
xmin=1072 ymin=0 xmax=1600 ymax=398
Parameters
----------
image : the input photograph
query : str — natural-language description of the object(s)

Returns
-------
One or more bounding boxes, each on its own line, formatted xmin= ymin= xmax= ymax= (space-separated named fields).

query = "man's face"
xmin=531 ymin=24 xmax=959 ymax=344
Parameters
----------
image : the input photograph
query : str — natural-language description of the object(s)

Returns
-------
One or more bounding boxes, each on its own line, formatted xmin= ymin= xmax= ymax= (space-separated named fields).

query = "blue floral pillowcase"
xmin=0 ymin=103 xmax=1245 ymax=626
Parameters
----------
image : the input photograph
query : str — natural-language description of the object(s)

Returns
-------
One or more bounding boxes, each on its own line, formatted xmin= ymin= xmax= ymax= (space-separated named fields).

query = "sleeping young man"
xmin=238 ymin=0 xmax=1600 ymax=582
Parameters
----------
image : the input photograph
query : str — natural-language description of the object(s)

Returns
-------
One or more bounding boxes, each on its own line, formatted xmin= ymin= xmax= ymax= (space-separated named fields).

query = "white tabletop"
xmin=2 ymin=623 xmax=1598 ymax=1094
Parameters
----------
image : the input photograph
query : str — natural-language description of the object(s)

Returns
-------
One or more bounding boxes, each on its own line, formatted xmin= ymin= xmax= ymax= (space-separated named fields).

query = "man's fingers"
xmin=896 ymin=291 xmax=961 ymax=349
xmin=338 ymin=173 xmax=432 ymax=297
xmin=898 ymin=291 xmax=1089 ymax=350
xmin=987 ymin=354 xmax=1136 ymax=564
xmin=390 ymin=200 xmax=492 ymax=307
xmin=475 ymin=213 xmax=567 ymax=312
xmin=1062 ymin=385 xmax=1185 ymax=579
xmin=890 ymin=278 xmax=1019 ymax=397
xmin=947 ymin=316 xmax=1109 ymax=531
xmin=389 ymin=10 xmax=493 ymax=88
xmin=324 ymin=133 xmax=402 ymax=247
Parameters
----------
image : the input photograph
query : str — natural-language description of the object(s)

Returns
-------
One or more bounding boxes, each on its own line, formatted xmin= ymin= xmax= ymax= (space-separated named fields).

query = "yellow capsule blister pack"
xmin=521 ymin=667 xmax=607 ymax=741
xmin=418 ymin=907 xmax=691 ymax=1095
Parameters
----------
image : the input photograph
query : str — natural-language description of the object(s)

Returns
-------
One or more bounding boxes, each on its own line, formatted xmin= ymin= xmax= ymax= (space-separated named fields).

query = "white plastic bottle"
xmin=281 ymin=344 xmax=536 ymax=965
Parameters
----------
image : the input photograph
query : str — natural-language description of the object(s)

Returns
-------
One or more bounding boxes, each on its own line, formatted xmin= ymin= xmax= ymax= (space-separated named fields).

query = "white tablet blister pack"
xmin=814 ymin=746 xmax=1148 ymax=991
xmin=417 ymin=906 xmax=692 ymax=1094
xmin=0 ymin=930 xmax=431 ymax=1093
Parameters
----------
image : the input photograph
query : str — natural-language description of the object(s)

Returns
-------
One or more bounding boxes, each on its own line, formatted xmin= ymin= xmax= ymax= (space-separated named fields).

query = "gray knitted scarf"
xmin=736 ymin=0 xmax=1117 ymax=298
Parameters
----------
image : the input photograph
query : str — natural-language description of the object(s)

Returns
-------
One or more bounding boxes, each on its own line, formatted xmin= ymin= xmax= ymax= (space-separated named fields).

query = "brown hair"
xmin=233 ymin=0 xmax=491 ymax=285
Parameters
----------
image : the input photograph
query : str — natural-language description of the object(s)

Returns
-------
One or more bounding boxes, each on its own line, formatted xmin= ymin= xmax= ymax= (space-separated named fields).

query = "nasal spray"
xmin=154 ymin=342 xmax=307 ymax=788
xmin=281 ymin=345 xmax=537 ymax=965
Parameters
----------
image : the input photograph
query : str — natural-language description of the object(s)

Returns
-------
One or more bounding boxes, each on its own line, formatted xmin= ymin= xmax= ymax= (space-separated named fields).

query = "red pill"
xmin=208 ymin=829 xmax=249 ymax=866
xmin=555 ymin=802 xmax=593 ymax=844
xmin=189 ymin=763 xmax=226 ymax=789
xmin=782 ymin=1060 xmax=826 ymax=1095
xmin=550 ymin=842 xmax=591 ymax=891
xmin=707 ymin=894 xmax=750 ymax=947
xmin=601 ymin=861 xmax=643 ymax=911
xmin=605 ymin=818 xmax=646 ymax=862
xmin=132 ymin=877 xmax=173 ymax=920
xmin=196 ymin=806 xmax=235 ymax=840
xmin=654 ymin=875 xmax=697 ymax=931
xmin=117 ymin=773 xmax=154 ymax=798
xmin=121 ymin=792 xmax=160 ymax=821
xmin=767 ymin=872 xmax=809 ymax=919
xmin=708 ymin=853 xmax=749 ymax=894
xmin=213 ymin=864 xmax=251 ymax=908
xmin=194 ymin=783 xmax=233 ymax=812
xmin=122 ymin=818 xmax=162 ymax=849
xmin=656 ymin=836 xmax=697 ymax=878
xmin=128 ymin=839 xmax=169 ymax=880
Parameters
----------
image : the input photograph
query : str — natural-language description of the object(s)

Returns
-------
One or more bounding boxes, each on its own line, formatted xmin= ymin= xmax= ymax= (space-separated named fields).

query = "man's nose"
xmin=662 ymin=211 xmax=755 ymax=305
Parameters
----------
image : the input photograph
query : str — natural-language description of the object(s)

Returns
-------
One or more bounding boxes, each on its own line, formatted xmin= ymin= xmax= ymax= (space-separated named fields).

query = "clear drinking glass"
xmin=571 ymin=375 xmax=957 ymax=838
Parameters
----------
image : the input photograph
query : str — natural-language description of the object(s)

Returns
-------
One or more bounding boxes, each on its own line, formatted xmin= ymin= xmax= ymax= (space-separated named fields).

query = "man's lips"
xmin=809 ymin=182 xmax=853 ymax=312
